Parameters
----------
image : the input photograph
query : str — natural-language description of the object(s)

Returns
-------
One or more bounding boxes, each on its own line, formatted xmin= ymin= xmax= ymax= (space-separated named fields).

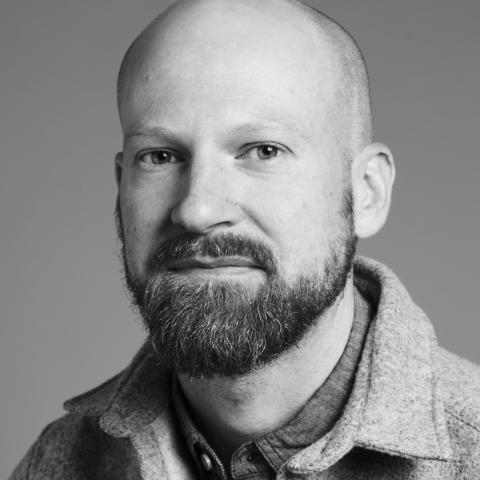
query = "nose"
xmin=170 ymin=159 xmax=242 ymax=234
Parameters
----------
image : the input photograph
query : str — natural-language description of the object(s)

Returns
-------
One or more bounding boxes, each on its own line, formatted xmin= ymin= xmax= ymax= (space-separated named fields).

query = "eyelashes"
xmin=135 ymin=142 xmax=288 ymax=167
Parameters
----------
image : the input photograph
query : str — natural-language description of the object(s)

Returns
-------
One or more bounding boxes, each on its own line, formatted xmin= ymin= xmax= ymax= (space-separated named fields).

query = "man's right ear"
xmin=115 ymin=152 xmax=123 ymax=186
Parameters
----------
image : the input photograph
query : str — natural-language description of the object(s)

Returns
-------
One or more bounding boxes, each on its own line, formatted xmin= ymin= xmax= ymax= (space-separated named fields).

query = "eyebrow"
xmin=124 ymin=120 xmax=311 ymax=145
xmin=124 ymin=126 xmax=177 ymax=142
xmin=225 ymin=121 xmax=311 ymax=143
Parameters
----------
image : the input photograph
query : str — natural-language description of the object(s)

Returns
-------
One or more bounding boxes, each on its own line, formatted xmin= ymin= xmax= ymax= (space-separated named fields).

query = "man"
xmin=10 ymin=0 xmax=480 ymax=478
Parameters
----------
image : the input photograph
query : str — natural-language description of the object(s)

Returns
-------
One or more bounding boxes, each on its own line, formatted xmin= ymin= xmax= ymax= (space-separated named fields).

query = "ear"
xmin=115 ymin=152 xmax=123 ymax=186
xmin=351 ymin=142 xmax=395 ymax=239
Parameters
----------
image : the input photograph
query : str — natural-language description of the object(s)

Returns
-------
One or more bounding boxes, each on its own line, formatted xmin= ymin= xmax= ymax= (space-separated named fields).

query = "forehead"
xmin=119 ymin=0 xmax=339 ymax=138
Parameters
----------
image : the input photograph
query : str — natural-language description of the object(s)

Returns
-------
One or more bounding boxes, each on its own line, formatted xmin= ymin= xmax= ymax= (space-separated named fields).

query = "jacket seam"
xmin=445 ymin=409 xmax=480 ymax=434
xmin=427 ymin=324 xmax=452 ymax=454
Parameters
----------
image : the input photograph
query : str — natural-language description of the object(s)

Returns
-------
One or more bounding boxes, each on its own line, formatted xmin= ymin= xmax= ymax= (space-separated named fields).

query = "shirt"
xmin=172 ymin=288 xmax=373 ymax=479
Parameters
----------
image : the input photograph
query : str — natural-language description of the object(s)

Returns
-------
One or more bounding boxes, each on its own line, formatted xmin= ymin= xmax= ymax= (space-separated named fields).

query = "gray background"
xmin=1 ymin=0 xmax=479 ymax=475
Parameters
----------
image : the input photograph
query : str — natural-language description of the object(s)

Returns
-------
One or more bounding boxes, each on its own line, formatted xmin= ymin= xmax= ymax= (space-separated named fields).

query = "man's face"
xmin=116 ymin=4 xmax=357 ymax=376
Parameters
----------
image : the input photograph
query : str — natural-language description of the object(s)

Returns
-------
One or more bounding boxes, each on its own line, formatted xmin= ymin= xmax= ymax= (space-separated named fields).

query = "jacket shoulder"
xmin=10 ymin=413 xmax=101 ymax=480
xmin=437 ymin=347 xmax=480 ymax=430
xmin=436 ymin=347 xmax=480 ymax=478
xmin=10 ymin=411 xmax=140 ymax=480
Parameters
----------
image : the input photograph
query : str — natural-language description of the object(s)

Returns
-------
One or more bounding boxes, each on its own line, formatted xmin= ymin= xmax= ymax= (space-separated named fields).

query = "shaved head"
xmin=117 ymin=0 xmax=372 ymax=159
xmin=288 ymin=0 xmax=372 ymax=155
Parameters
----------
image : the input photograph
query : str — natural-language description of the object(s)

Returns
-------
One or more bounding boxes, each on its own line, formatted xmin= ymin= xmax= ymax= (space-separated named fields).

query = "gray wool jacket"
xmin=10 ymin=257 xmax=480 ymax=479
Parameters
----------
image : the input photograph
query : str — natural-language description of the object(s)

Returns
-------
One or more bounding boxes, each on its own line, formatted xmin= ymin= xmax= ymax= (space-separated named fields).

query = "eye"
xmin=136 ymin=150 xmax=183 ymax=165
xmin=240 ymin=144 xmax=283 ymax=161
xmin=256 ymin=145 xmax=279 ymax=160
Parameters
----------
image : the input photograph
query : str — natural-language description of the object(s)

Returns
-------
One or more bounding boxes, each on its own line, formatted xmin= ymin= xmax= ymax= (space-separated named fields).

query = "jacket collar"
xmin=354 ymin=257 xmax=452 ymax=458
xmin=284 ymin=257 xmax=452 ymax=474
xmin=64 ymin=256 xmax=453 ymax=468
xmin=64 ymin=341 xmax=171 ymax=437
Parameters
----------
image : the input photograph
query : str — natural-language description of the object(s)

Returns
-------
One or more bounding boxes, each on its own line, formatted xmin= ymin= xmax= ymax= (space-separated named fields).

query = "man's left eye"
xmin=242 ymin=144 xmax=282 ymax=161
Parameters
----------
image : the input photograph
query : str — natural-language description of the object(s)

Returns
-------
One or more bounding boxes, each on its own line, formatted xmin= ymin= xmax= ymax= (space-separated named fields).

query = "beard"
xmin=117 ymin=190 xmax=357 ymax=378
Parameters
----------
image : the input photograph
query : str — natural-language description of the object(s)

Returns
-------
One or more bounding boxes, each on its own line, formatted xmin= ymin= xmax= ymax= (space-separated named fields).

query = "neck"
xmin=178 ymin=277 xmax=355 ymax=465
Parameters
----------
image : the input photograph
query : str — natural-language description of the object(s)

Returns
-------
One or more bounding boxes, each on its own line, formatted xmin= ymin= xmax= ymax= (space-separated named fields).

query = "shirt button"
xmin=200 ymin=452 xmax=213 ymax=472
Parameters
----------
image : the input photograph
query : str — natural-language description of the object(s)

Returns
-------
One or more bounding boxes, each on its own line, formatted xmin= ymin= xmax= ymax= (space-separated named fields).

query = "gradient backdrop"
xmin=1 ymin=0 xmax=479 ymax=475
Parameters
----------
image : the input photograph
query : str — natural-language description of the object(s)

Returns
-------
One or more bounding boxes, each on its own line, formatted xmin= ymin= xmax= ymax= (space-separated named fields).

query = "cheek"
xmin=120 ymin=168 xmax=176 ymax=230
xmin=245 ymin=179 xmax=330 ymax=269
xmin=118 ymin=181 xmax=170 ymax=275
xmin=263 ymin=174 xmax=346 ymax=275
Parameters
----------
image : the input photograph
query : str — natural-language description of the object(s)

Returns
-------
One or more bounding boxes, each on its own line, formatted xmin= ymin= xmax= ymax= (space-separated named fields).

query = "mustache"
xmin=147 ymin=232 xmax=278 ymax=277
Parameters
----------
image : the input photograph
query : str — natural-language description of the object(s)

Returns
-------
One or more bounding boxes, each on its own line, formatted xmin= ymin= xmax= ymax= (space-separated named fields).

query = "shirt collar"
xmin=256 ymin=286 xmax=373 ymax=469
xmin=64 ymin=256 xmax=453 ymax=470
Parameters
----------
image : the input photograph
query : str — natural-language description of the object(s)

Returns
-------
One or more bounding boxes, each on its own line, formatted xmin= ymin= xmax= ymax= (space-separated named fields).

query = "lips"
xmin=165 ymin=256 xmax=262 ymax=271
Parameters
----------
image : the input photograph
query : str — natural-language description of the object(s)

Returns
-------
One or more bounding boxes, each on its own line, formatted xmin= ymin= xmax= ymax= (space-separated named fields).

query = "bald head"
xmin=117 ymin=0 xmax=372 ymax=159
xmin=296 ymin=2 xmax=372 ymax=156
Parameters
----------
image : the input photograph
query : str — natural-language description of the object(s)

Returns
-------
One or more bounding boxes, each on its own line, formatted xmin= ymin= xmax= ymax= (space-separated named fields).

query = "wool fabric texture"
xmin=10 ymin=257 xmax=480 ymax=479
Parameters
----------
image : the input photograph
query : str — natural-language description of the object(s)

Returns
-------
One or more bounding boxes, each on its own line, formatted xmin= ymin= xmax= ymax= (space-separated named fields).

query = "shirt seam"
xmin=231 ymin=456 xmax=273 ymax=479
xmin=263 ymin=436 xmax=286 ymax=465
xmin=234 ymin=473 xmax=272 ymax=480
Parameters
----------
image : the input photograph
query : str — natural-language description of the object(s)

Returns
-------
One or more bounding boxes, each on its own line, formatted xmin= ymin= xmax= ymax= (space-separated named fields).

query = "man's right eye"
xmin=136 ymin=150 xmax=182 ymax=165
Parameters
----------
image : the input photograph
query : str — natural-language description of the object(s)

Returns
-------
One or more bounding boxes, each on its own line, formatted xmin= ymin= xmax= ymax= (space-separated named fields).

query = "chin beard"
xmin=118 ymin=194 xmax=356 ymax=378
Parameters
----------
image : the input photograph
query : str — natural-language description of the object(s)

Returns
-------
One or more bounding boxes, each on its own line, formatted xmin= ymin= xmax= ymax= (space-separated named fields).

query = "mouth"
xmin=164 ymin=256 xmax=265 ymax=278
